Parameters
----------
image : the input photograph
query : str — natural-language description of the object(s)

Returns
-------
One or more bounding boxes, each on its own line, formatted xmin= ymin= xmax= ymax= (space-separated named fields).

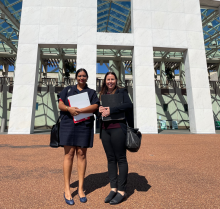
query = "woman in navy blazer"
xmin=99 ymin=72 xmax=133 ymax=205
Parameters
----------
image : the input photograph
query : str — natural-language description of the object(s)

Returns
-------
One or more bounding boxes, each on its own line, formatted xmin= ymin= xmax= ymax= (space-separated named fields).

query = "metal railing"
xmin=155 ymin=80 xmax=186 ymax=89
xmin=0 ymin=76 xmax=220 ymax=94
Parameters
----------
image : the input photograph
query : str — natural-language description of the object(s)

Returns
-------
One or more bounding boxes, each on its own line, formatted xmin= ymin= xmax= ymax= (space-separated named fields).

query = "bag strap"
xmin=55 ymin=114 xmax=65 ymax=125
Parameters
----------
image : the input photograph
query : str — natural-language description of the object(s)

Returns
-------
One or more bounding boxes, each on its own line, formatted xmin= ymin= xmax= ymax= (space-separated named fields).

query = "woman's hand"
xmin=68 ymin=107 xmax=79 ymax=117
xmin=99 ymin=106 xmax=105 ymax=113
xmin=102 ymin=107 xmax=110 ymax=117
xmin=75 ymin=109 xmax=82 ymax=114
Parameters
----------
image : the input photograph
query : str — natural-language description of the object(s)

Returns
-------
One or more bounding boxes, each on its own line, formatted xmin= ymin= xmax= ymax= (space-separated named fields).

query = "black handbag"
xmin=126 ymin=123 xmax=142 ymax=152
xmin=50 ymin=115 xmax=64 ymax=148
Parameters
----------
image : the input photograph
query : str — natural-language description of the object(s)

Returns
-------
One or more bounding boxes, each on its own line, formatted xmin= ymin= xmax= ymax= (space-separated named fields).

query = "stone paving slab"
xmin=0 ymin=134 xmax=219 ymax=208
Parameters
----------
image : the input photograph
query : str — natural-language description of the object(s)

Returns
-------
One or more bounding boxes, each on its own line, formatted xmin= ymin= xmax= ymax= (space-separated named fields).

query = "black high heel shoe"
xmin=105 ymin=191 xmax=117 ymax=203
xmin=109 ymin=192 xmax=127 ymax=205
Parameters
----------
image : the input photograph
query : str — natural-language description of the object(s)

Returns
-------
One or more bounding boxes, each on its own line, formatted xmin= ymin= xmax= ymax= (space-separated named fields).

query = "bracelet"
xmin=66 ymin=106 xmax=68 ymax=111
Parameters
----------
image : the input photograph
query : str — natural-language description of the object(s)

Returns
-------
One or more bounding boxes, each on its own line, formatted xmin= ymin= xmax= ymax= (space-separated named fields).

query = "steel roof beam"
xmin=205 ymin=31 xmax=220 ymax=44
xmin=109 ymin=20 xmax=123 ymax=29
xmin=206 ymin=23 xmax=220 ymax=34
xmin=107 ymin=25 xmax=121 ymax=33
xmin=206 ymin=48 xmax=218 ymax=57
xmin=202 ymin=10 xmax=219 ymax=28
xmin=0 ymin=33 xmax=17 ymax=52
xmin=113 ymin=2 xmax=130 ymax=11
xmin=97 ymin=1 xmax=109 ymax=8
xmin=98 ymin=14 xmax=108 ymax=20
xmin=106 ymin=2 xmax=112 ymax=32
xmin=12 ymin=9 xmax=21 ymax=15
xmin=0 ymin=26 xmax=10 ymax=33
xmin=0 ymin=1 xmax=20 ymax=29
xmin=98 ymin=24 xmax=107 ymax=31
xmin=110 ymin=14 xmax=126 ymax=23
xmin=6 ymin=0 xmax=22 ymax=9
xmin=111 ymin=8 xmax=127 ymax=17
xmin=97 ymin=19 xmax=107 ymax=26
xmin=97 ymin=8 xmax=109 ymax=14
xmin=123 ymin=10 xmax=131 ymax=33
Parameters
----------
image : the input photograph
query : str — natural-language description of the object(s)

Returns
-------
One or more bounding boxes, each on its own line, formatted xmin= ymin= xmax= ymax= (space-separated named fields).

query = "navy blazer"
xmin=58 ymin=84 xmax=100 ymax=125
xmin=99 ymin=88 xmax=134 ymax=138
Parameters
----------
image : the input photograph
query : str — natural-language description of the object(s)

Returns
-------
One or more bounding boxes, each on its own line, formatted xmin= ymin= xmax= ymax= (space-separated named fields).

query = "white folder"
xmin=68 ymin=92 xmax=93 ymax=122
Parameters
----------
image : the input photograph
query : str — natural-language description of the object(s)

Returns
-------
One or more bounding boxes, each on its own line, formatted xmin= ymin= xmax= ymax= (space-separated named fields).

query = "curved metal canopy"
xmin=0 ymin=1 xmax=219 ymax=68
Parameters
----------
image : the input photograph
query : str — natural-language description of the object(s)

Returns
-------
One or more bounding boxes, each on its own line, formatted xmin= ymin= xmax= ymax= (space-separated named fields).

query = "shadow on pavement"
xmin=70 ymin=172 xmax=109 ymax=197
xmin=70 ymin=172 xmax=151 ymax=199
xmin=127 ymin=172 xmax=151 ymax=198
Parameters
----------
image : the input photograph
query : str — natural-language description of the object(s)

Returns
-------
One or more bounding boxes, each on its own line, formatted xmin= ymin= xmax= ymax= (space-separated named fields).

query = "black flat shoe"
xmin=109 ymin=193 xmax=126 ymax=205
xmin=105 ymin=191 xmax=117 ymax=203
xmin=64 ymin=193 xmax=74 ymax=205
xmin=78 ymin=190 xmax=87 ymax=203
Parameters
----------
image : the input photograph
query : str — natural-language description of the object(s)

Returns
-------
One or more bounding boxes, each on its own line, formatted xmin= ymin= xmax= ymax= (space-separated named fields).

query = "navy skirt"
xmin=57 ymin=84 xmax=100 ymax=148
xmin=59 ymin=114 xmax=94 ymax=148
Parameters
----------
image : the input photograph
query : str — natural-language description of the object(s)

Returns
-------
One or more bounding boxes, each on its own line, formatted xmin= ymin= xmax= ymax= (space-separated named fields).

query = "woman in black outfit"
xmin=58 ymin=69 xmax=99 ymax=205
xmin=99 ymin=72 xmax=133 ymax=205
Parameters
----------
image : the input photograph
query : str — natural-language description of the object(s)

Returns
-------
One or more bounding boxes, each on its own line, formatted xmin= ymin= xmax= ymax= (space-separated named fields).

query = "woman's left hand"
xmin=102 ymin=107 xmax=110 ymax=117
xmin=75 ymin=109 xmax=82 ymax=114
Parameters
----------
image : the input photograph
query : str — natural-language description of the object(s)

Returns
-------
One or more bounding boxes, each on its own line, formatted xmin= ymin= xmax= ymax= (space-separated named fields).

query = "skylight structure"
xmin=201 ymin=8 xmax=220 ymax=59
xmin=97 ymin=0 xmax=131 ymax=33
xmin=0 ymin=0 xmax=21 ymax=65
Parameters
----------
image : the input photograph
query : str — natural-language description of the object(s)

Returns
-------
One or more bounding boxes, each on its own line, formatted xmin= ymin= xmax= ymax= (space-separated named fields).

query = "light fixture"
xmin=0 ymin=13 xmax=5 ymax=20
xmin=211 ymin=40 xmax=217 ymax=46
xmin=207 ymin=22 xmax=213 ymax=28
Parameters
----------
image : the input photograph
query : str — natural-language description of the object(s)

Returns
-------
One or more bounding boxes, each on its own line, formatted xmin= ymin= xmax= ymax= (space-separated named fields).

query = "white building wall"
xmin=8 ymin=0 xmax=215 ymax=134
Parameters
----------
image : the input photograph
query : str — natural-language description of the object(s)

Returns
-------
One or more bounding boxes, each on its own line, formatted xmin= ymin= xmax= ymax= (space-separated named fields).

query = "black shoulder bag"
xmin=126 ymin=122 xmax=142 ymax=152
xmin=50 ymin=115 xmax=64 ymax=148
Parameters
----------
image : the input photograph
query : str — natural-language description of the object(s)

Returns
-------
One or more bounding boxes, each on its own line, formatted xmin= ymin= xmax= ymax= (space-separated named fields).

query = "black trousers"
xmin=101 ymin=128 xmax=128 ymax=191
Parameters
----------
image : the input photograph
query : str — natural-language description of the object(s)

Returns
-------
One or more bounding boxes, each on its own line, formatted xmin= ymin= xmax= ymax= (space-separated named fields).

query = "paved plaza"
xmin=0 ymin=134 xmax=220 ymax=208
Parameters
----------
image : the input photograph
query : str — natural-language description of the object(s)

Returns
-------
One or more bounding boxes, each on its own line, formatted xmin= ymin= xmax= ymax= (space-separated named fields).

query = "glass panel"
xmin=97 ymin=0 xmax=131 ymax=33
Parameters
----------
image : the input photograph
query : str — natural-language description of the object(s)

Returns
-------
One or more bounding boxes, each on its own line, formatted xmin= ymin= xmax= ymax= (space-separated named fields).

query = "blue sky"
xmin=2 ymin=63 xmax=114 ymax=74
xmin=2 ymin=64 xmax=180 ymax=75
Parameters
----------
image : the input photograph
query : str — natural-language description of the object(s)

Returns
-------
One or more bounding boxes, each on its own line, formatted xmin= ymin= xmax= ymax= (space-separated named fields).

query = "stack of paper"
xmin=68 ymin=92 xmax=93 ymax=123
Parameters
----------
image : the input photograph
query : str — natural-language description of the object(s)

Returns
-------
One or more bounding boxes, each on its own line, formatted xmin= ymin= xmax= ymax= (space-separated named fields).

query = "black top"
xmin=99 ymin=88 xmax=134 ymax=139
xmin=57 ymin=84 xmax=100 ymax=147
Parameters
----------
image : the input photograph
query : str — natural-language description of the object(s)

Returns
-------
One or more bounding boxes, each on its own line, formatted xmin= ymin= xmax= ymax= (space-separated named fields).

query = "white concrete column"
xmin=160 ymin=62 xmax=166 ymax=88
xmin=131 ymin=0 xmax=157 ymax=133
xmin=58 ymin=59 xmax=63 ymax=86
xmin=3 ymin=64 xmax=9 ymax=77
xmin=179 ymin=62 xmax=186 ymax=86
xmin=77 ymin=45 xmax=96 ymax=90
xmin=109 ymin=60 xmax=125 ymax=87
xmin=8 ymin=46 xmax=40 ymax=134
xmin=109 ymin=60 xmax=119 ymax=77
xmin=2 ymin=85 xmax=8 ymax=124
xmin=43 ymin=63 xmax=47 ymax=78
xmin=13 ymin=61 xmax=16 ymax=79
xmin=120 ymin=62 xmax=125 ymax=87
xmin=184 ymin=49 xmax=215 ymax=133
xmin=76 ymin=0 xmax=97 ymax=91
xmin=217 ymin=64 xmax=220 ymax=81
xmin=38 ymin=59 xmax=42 ymax=82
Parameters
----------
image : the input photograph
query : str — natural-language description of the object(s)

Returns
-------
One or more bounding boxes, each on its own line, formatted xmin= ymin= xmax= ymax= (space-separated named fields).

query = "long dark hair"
xmin=99 ymin=72 xmax=119 ymax=97
xmin=75 ymin=68 xmax=88 ymax=79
